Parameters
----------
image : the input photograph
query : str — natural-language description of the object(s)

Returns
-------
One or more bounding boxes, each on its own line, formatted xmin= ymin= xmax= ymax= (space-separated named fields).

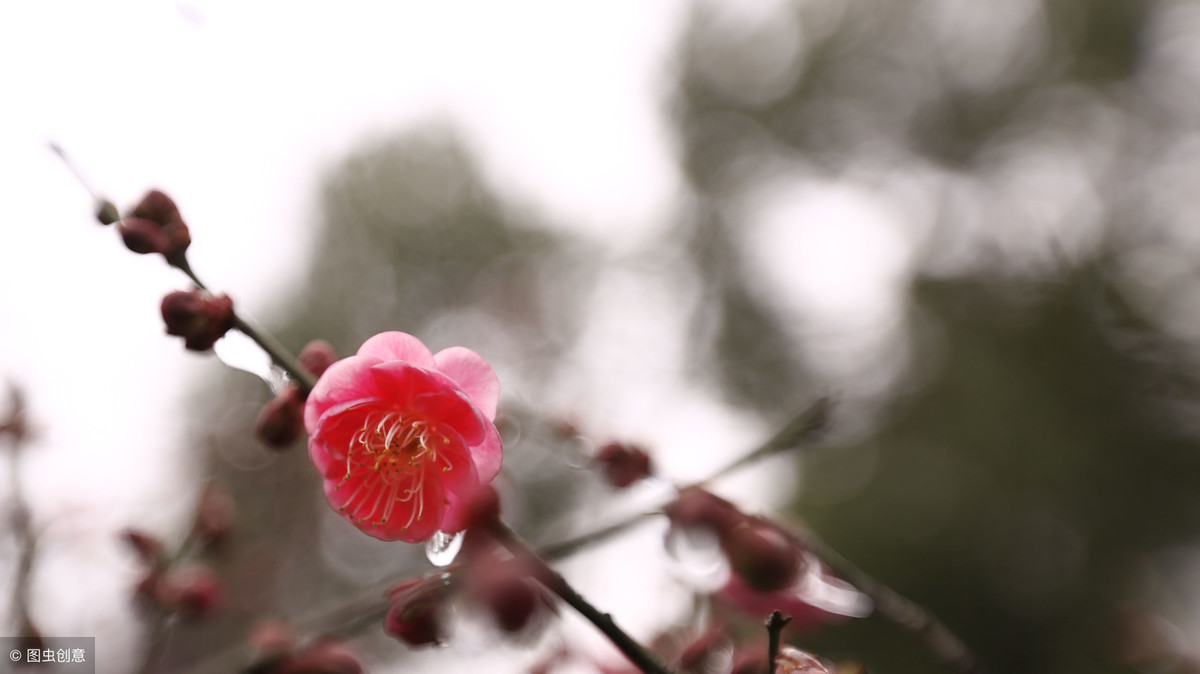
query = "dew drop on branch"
xmin=213 ymin=330 xmax=275 ymax=387
xmin=426 ymin=530 xmax=465 ymax=567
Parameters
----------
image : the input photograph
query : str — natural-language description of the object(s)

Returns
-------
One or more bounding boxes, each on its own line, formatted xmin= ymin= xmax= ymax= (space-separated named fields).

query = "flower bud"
xmin=256 ymin=385 xmax=305 ymax=448
xmin=665 ymin=487 xmax=744 ymax=537
xmin=130 ymin=189 xmax=191 ymax=260
xmin=95 ymin=199 xmax=120 ymax=226
xmin=119 ymin=217 xmax=170 ymax=255
xmin=723 ymin=521 xmax=803 ymax=593
xmin=156 ymin=564 xmax=224 ymax=620
xmin=594 ymin=441 xmax=653 ymax=488
xmin=191 ymin=481 xmax=236 ymax=548
xmin=384 ymin=578 xmax=449 ymax=647
xmin=298 ymin=340 xmax=337 ymax=378
xmin=161 ymin=289 xmax=235 ymax=351
xmin=468 ymin=559 xmax=543 ymax=634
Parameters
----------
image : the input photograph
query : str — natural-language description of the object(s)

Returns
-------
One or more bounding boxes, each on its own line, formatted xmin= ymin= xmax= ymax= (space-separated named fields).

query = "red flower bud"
xmin=384 ymin=578 xmax=449 ymax=647
xmin=131 ymin=189 xmax=181 ymax=225
xmin=128 ymin=189 xmax=191 ymax=260
xmin=468 ymin=559 xmax=544 ymax=634
xmin=594 ymin=442 xmax=653 ymax=488
xmin=191 ymin=481 xmax=236 ymax=548
xmin=119 ymin=217 xmax=170 ymax=255
xmin=156 ymin=564 xmax=224 ymax=620
xmin=256 ymin=385 xmax=305 ymax=448
xmin=298 ymin=340 xmax=337 ymax=378
xmin=665 ymin=487 xmax=744 ymax=537
xmin=161 ymin=290 xmax=235 ymax=351
xmin=723 ymin=521 xmax=803 ymax=593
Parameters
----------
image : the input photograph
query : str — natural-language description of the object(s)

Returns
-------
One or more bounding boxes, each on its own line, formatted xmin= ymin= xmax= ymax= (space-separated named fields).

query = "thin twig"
xmin=766 ymin=610 xmax=791 ymax=674
xmin=171 ymin=257 xmax=316 ymax=394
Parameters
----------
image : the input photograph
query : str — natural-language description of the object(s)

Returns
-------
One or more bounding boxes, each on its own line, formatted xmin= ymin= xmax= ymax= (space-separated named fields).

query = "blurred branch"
xmin=541 ymin=397 xmax=832 ymax=560
xmin=489 ymin=521 xmax=674 ymax=674
xmin=3 ymin=383 xmax=37 ymax=641
xmin=789 ymin=527 xmax=986 ymax=674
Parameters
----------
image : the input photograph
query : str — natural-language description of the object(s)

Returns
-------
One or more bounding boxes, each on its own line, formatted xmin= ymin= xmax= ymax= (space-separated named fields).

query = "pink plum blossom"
xmin=304 ymin=332 xmax=502 ymax=542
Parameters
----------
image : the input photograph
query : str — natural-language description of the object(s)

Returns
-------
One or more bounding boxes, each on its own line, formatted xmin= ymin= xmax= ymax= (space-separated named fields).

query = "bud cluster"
xmin=246 ymin=620 xmax=363 ymax=674
xmin=117 ymin=189 xmax=191 ymax=263
xmin=123 ymin=482 xmax=236 ymax=622
xmin=255 ymin=340 xmax=337 ymax=448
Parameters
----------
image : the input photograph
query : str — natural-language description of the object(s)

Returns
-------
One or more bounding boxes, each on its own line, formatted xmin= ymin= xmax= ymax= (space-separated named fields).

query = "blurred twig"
xmin=788 ymin=527 xmax=986 ymax=674
xmin=3 ymin=383 xmax=38 ymax=643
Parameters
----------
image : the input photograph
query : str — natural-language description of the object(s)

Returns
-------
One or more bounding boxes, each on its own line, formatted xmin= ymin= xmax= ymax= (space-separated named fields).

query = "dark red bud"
xmin=119 ymin=217 xmax=169 ymax=255
xmin=298 ymin=340 xmax=337 ymax=378
xmin=594 ymin=442 xmax=653 ymax=488
xmin=459 ymin=483 xmax=502 ymax=533
xmin=161 ymin=290 xmax=235 ymax=351
xmin=125 ymin=189 xmax=191 ymax=260
xmin=384 ymin=580 xmax=448 ymax=647
xmin=255 ymin=385 xmax=305 ymax=448
xmin=665 ymin=487 xmax=744 ymax=537
xmin=156 ymin=564 xmax=224 ymax=620
xmin=192 ymin=481 xmax=236 ymax=547
xmin=724 ymin=522 xmax=803 ymax=593
xmin=473 ymin=562 xmax=541 ymax=634
xmin=131 ymin=189 xmax=181 ymax=225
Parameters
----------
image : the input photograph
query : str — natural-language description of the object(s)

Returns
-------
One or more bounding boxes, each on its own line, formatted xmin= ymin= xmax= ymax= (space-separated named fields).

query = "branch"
xmin=766 ymin=610 xmax=791 ymax=673
xmin=790 ymin=528 xmax=985 ymax=674
xmin=487 ymin=521 xmax=674 ymax=674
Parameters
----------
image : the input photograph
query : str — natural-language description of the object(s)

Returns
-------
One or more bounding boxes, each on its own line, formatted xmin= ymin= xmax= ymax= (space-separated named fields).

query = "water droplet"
xmin=791 ymin=553 xmax=872 ymax=617
xmin=213 ymin=330 xmax=274 ymax=387
xmin=266 ymin=365 xmax=291 ymax=395
xmin=664 ymin=525 xmax=730 ymax=592
xmin=426 ymin=530 xmax=465 ymax=567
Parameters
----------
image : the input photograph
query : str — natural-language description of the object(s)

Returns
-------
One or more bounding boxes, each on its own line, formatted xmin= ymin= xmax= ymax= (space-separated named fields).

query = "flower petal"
xmin=411 ymin=389 xmax=486 ymax=445
xmin=304 ymin=355 xmax=381 ymax=435
xmin=434 ymin=347 xmax=500 ymax=420
xmin=368 ymin=362 xmax=442 ymax=411
xmin=471 ymin=418 xmax=503 ymax=484
xmin=358 ymin=332 xmax=436 ymax=368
